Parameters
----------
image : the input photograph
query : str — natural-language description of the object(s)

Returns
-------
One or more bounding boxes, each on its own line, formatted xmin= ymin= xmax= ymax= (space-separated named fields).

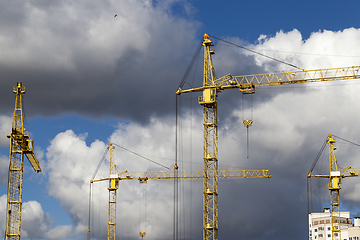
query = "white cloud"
xmin=44 ymin=225 xmax=74 ymax=240
xmin=21 ymin=200 xmax=48 ymax=238
xmin=0 ymin=0 xmax=198 ymax=75
xmin=0 ymin=154 xmax=8 ymax=185
xmin=45 ymin=130 xmax=107 ymax=238
xmin=0 ymin=195 xmax=73 ymax=239
xmin=0 ymin=115 xmax=11 ymax=147
xmin=43 ymin=116 xmax=204 ymax=239
xmin=0 ymin=0 xmax=199 ymax=121
xmin=0 ymin=194 xmax=7 ymax=234
xmin=248 ymin=28 xmax=360 ymax=72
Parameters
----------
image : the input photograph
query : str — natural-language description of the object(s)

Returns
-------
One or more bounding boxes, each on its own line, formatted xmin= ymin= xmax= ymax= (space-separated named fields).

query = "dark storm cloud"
xmin=0 ymin=0 xmax=200 ymax=123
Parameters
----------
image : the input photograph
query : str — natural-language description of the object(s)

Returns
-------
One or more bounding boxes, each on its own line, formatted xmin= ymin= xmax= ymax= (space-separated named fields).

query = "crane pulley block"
xmin=239 ymin=83 xmax=255 ymax=94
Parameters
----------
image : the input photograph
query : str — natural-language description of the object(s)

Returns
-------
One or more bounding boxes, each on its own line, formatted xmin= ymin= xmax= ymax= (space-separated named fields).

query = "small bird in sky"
xmin=114 ymin=14 xmax=117 ymax=18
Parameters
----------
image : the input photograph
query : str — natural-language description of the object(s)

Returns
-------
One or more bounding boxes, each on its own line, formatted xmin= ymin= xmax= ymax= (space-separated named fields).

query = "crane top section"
xmin=14 ymin=82 xmax=25 ymax=94
xmin=7 ymin=82 xmax=41 ymax=173
xmin=202 ymin=33 xmax=213 ymax=48
xmin=307 ymin=134 xmax=360 ymax=180
xmin=328 ymin=134 xmax=336 ymax=144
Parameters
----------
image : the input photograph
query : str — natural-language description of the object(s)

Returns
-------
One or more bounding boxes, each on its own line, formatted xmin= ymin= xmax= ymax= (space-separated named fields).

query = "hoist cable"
xmin=333 ymin=135 xmax=360 ymax=147
xmin=178 ymin=41 xmax=202 ymax=90
xmin=112 ymin=143 xmax=172 ymax=171
xmin=308 ymin=137 xmax=328 ymax=175
xmin=87 ymin=183 xmax=92 ymax=240
xmin=139 ymin=183 xmax=147 ymax=235
xmin=88 ymin=146 xmax=109 ymax=239
xmin=307 ymin=136 xmax=328 ymax=215
xmin=91 ymin=147 xmax=109 ymax=181
xmin=174 ymin=94 xmax=179 ymax=240
xmin=209 ymin=35 xmax=305 ymax=71
xmin=246 ymin=127 xmax=250 ymax=159
xmin=189 ymin=92 xmax=193 ymax=240
xmin=307 ymin=177 xmax=311 ymax=214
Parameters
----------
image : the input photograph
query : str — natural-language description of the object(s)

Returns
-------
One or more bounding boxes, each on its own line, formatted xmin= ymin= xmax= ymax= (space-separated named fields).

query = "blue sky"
xmin=1 ymin=0 xmax=360 ymax=239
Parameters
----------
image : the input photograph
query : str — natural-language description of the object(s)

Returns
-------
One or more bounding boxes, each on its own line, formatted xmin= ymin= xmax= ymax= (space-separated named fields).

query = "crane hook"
xmin=139 ymin=232 xmax=146 ymax=239
xmin=242 ymin=120 xmax=253 ymax=159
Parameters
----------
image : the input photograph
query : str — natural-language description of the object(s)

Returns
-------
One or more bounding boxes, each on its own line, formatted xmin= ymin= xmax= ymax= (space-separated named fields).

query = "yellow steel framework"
xmin=90 ymin=143 xmax=271 ymax=240
xmin=175 ymin=33 xmax=360 ymax=240
xmin=94 ymin=169 xmax=271 ymax=182
xmin=107 ymin=143 xmax=118 ymax=240
xmin=5 ymin=82 xmax=41 ymax=240
xmin=308 ymin=134 xmax=360 ymax=240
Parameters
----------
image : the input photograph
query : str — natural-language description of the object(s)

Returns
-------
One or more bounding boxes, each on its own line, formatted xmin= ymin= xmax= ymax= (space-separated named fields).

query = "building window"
xmin=319 ymin=234 xmax=323 ymax=238
xmin=315 ymin=229 xmax=318 ymax=232
xmin=327 ymin=227 xmax=331 ymax=231
xmin=318 ymin=227 xmax=324 ymax=231
xmin=328 ymin=234 xmax=331 ymax=238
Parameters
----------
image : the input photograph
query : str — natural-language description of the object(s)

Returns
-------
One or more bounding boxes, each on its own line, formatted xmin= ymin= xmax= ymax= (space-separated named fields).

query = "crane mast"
xmin=5 ymin=82 xmax=41 ymax=240
xmin=108 ymin=143 xmax=118 ymax=240
xmin=328 ymin=135 xmax=341 ymax=240
xmin=308 ymin=134 xmax=360 ymax=240
xmin=201 ymin=34 xmax=219 ymax=240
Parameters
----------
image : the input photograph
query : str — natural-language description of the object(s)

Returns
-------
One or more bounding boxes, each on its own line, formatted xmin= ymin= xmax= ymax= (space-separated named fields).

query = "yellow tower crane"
xmin=175 ymin=33 xmax=360 ymax=240
xmin=88 ymin=143 xmax=119 ymax=240
xmin=307 ymin=134 xmax=360 ymax=240
xmin=89 ymin=143 xmax=271 ymax=240
xmin=5 ymin=82 xmax=41 ymax=240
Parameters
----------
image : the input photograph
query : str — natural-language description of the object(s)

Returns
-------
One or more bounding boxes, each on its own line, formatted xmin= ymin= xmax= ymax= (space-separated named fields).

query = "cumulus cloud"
xmin=0 ymin=0 xmax=199 ymax=122
xmin=247 ymin=28 xmax=360 ymax=71
xmin=39 ymin=27 xmax=360 ymax=240
xmin=0 ymin=154 xmax=8 ymax=185
xmin=43 ymin=117 xmax=203 ymax=239
xmin=0 ymin=115 xmax=11 ymax=147
xmin=44 ymin=225 xmax=74 ymax=240
xmin=21 ymin=201 xmax=48 ymax=238
xmin=2 ymin=1 xmax=360 ymax=239
xmin=45 ymin=129 xmax=106 ymax=225
xmin=0 ymin=195 xmax=73 ymax=239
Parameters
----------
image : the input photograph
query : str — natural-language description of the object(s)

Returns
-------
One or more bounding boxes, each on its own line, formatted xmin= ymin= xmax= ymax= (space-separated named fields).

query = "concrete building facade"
xmin=309 ymin=208 xmax=360 ymax=240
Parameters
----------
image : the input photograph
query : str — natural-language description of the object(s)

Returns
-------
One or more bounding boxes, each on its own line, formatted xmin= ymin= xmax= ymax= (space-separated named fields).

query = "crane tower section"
xmin=5 ymin=82 xmax=41 ymax=240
